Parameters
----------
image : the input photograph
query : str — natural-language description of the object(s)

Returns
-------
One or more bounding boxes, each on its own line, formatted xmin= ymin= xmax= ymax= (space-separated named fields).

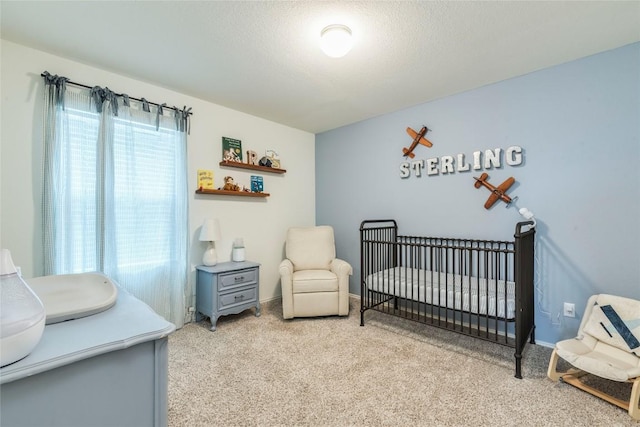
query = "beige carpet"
xmin=168 ymin=299 xmax=637 ymax=426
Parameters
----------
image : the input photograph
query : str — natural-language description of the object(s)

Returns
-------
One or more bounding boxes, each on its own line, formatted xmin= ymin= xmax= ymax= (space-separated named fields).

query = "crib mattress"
xmin=365 ymin=267 xmax=516 ymax=320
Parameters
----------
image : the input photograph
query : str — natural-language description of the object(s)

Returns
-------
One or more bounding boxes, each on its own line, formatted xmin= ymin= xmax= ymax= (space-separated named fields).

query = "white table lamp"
xmin=199 ymin=219 xmax=221 ymax=266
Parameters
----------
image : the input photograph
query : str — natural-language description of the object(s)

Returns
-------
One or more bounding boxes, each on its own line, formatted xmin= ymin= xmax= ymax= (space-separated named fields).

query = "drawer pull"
xmin=234 ymin=294 xmax=245 ymax=300
xmin=234 ymin=276 xmax=244 ymax=282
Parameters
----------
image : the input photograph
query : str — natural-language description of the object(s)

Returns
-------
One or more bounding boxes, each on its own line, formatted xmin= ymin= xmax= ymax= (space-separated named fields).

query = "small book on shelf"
xmin=222 ymin=137 xmax=242 ymax=163
xmin=250 ymin=175 xmax=264 ymax=193
xmin=265 ymin=149 xmax=281 ymax=169
xmin=197 ymin=169 xmax=214 ymax=190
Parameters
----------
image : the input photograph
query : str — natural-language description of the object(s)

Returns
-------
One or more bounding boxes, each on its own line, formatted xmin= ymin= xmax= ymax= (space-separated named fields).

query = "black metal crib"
xmin=359 ymin=219 xmax=536 ymax=378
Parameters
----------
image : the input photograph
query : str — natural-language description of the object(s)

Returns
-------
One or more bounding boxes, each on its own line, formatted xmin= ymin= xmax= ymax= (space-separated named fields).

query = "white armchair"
xmin=279 ymin=226 xmax=352 ymax=319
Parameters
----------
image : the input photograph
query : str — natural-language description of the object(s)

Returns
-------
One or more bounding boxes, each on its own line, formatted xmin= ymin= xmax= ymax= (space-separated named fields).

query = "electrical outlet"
xmin=563 ymin=302 xmax=575 ymax=318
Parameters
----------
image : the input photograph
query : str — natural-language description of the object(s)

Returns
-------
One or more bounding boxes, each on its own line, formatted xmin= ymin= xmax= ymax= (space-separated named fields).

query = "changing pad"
xmin=26 ymin=273 xmax=118 ymax=324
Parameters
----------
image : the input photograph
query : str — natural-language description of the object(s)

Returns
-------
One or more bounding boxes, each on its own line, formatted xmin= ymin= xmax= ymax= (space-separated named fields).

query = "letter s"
xmin=400 ymin=162 xmax=410 ymax=179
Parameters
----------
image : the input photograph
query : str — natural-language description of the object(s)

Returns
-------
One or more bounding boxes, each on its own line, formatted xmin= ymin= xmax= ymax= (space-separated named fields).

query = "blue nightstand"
xmin=196 ymin=261 xmax=261 ymax=331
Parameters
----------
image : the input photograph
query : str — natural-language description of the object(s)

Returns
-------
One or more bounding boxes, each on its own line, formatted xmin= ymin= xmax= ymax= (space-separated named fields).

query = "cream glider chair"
xmin=279 ymin=226 xmax=352 ymax=319
xmin=547 ymin=294 xmax=640 ymax=420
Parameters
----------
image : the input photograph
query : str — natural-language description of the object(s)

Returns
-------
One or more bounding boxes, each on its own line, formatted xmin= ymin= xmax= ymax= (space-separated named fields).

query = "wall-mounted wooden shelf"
xmin=196 ymin=189 xmax=270 ymax=198
xmin=196 ymin=160 xmax=282 ymax=198
xmin=219 ymin=161 xmax=286 ymax=174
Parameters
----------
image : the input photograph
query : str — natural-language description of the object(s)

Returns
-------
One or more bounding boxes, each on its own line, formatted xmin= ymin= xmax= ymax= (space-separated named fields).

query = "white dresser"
xmin=0 ymin=287 xmax=175 ymax=427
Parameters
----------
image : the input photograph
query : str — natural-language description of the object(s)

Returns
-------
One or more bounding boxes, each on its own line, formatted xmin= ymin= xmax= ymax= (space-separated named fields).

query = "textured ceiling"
xmin=2 ymin=1 xmax=639 ymax=133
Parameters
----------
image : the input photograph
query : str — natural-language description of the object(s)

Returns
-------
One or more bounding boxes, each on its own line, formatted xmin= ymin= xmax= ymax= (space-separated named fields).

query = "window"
xmin=43 ymin=81 xmax=189 ymax=327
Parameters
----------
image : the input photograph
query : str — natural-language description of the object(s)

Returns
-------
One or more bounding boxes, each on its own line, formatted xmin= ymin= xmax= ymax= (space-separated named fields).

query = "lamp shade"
xmin=199 ymin=219 xmax=221 ymax=242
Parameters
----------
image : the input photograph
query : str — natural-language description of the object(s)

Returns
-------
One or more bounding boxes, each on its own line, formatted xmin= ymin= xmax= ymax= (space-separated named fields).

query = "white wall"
xmin=0 ymin=40 xmax=316 ymax=311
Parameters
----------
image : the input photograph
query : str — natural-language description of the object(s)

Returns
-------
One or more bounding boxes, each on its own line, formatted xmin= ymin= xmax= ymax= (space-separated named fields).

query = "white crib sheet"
xmin=365 ymin=267 xmax=516 ymax=320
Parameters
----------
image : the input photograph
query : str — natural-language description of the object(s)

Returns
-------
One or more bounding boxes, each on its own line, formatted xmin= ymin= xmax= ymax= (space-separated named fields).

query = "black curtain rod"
xmin=40 ymin=72 xmax=193 ymax=116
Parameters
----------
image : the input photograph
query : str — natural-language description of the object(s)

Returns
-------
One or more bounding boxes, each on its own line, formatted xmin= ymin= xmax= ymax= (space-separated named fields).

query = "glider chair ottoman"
xmin=279 ymin=226 xmax=352 ymax=319
xmin=547 ymin=294 xmax=640 ymax=420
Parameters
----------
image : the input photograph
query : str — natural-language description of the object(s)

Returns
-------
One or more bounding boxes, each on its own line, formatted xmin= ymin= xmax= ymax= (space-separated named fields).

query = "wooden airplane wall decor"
xmin=474 ymin=173 xmax=516 ymax=209
xmin=402 ymin=126 xmax=433 ymax=158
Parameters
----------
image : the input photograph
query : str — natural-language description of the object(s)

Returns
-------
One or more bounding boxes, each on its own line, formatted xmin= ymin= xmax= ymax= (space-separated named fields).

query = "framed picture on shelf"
xmin=222 ymin=137 xmax=242 ymax=163
xmin=197 ymin=169 xmax=214 ymax=190
xmin=265 ymin=149 xmax=280 ymax=168
xmin=251 ymin=175 xmax=264 ymax=193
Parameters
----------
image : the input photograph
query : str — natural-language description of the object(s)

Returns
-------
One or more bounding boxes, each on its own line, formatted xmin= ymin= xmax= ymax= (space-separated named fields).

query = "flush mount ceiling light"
xmin=320 ymin=24 xmax=353 ymax=58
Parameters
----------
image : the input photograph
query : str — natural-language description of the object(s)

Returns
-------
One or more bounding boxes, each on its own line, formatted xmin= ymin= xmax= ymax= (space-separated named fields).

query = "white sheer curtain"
xmin=42 ymin=74 xmax=189 ymax=328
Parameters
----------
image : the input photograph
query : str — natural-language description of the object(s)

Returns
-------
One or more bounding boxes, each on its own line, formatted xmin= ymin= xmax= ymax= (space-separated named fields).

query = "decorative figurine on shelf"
xmin=222 ymin=176 xmax=240 ymax=191
xmin=246 ymin=150 xmax=259 ymax=166
xmin=258 ymin=156 xmax=272 ymax=167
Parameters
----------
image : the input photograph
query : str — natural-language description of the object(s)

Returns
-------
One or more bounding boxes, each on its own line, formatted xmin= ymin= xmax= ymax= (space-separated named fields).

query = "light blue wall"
xmin=316 ymin=42 xmax=640 ymax=345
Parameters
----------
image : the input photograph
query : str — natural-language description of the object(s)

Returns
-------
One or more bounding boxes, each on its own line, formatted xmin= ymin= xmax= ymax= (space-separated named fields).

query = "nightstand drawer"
xmin=219 ymin=268 xmax=257 ymax=291
xmin=219 ymin=286 xmax=257 ymax=310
